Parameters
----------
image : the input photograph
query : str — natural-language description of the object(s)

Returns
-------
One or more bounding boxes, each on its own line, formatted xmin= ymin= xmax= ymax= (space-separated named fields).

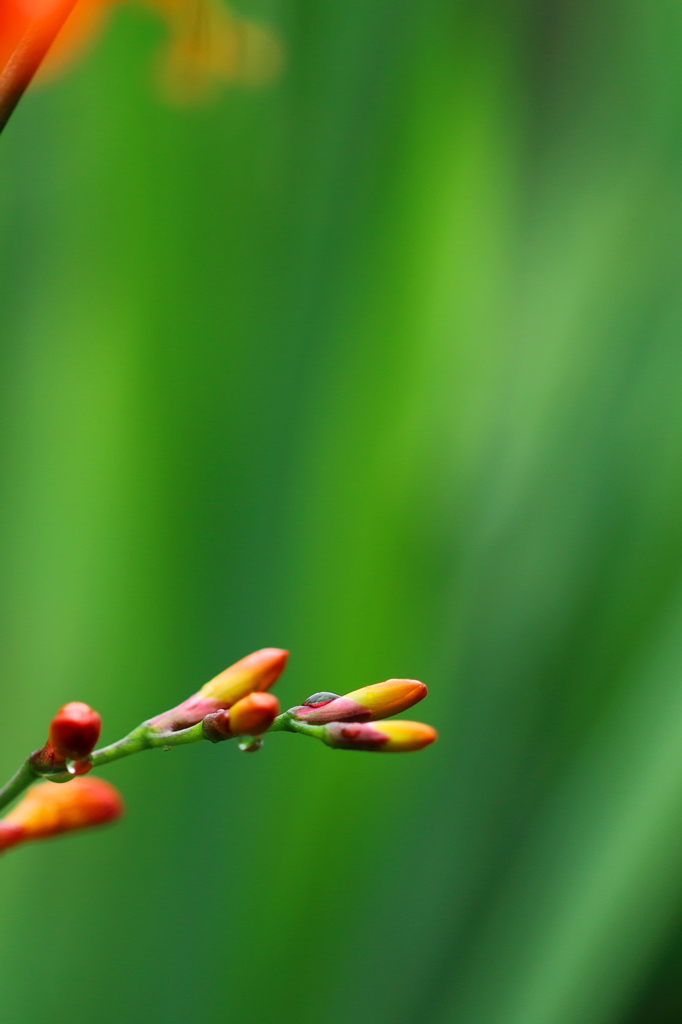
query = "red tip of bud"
xmin=0 ymin=777 xmax=124 ymax=851
xmin=49 ymin=702 xmax=102 ymax=760
xmin=0 ymin=822 xmax=24 ymax=850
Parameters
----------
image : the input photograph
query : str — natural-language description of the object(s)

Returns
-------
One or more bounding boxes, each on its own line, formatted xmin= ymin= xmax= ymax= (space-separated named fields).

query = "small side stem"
xmin=147 ymin=722 xmax=206 ymax=748
xmin=89 ymin=721 xmax=206 ymax=768
xmin=269 ymin=714 xmax=325 ymax=740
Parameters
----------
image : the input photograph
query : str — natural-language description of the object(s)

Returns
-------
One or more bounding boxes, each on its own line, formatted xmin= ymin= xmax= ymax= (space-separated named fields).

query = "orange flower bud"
xmin=0 ymin=777 xmax=124 ymax=851
xmin=323 ymin=719 xmax=438 ymax=752
xmin=203 ymin=692 xmax=280 ymax=742
xmin=230 ymin=692 xmax=280 ymax=736
xmin=200 ymin=649 xmax=288 ymax=703
xmin=49 ymin=702 xmax=102 ymax=760
xmin=291 ymin=679 xmax=427 ymax=724
xmin=0 ymin=0 xmax=80 ymax=133
xmin=148 ymin=648 xmax=289 ymax=732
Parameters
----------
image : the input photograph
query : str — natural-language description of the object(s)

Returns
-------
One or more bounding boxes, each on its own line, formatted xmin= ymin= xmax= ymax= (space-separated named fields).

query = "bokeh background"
xmin=2 ymin=0 xmax=682 ymax=1021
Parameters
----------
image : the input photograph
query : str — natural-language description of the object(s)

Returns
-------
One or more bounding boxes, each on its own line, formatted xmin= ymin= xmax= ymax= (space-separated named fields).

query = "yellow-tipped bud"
xmin=323 ymin=719 xmax=437 ymax=752
xmin=199 ymin=648 xmax=288 ymax=704
xmin=291 ymin=678 xmax=426 ymax=724
xmin=0 ymin=778 xmax=124 ymax=851
xmin=370 ymin=719 xmax=438 ymax=751
xmin=148 ymin=648 xmax=289 ymax=732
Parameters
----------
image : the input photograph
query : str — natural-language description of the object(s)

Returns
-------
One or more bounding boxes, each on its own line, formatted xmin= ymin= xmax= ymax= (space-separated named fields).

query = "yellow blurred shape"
xmin=36 ymin=0 xmax=283 ymax=99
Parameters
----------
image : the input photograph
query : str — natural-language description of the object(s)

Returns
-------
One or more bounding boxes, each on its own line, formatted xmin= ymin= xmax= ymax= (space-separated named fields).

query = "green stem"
xmin=0 ymin=760 xmax=37 ymax=813
xmin=0 ymin=714 xmax=310 ymax=815
xmin=0 ymin=721 xmax=208 ymax=811
xmin=87 ymin=724 xmax=152 ymax=768
xmin=269 ymin=713 xmax=325 ymax=740
xmin=89 ymin=721 xmax=206 ymax=768
xmin=148 ymin=722 xmax=206 ymax=748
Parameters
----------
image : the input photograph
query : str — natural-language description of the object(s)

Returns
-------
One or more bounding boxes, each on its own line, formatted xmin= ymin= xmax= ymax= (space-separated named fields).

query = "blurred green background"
xmin=3 ymin=0 xmax=682 ymax=1021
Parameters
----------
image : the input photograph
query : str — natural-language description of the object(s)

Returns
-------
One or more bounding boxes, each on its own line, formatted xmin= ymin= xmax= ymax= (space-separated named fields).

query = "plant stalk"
xmin=0 ymin=761 xmax=37 ymax=812
xmin=0 ymin=715 xmax=320 ymax=814
xmin=0 ymin=721 xmax=208 ymax=812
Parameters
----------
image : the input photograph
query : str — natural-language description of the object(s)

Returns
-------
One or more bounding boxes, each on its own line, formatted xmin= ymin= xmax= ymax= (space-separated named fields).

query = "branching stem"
xmin=268 ymin=713 xmax=325 ymax=740
xmin=0 ymin=713 xmax=325 ymax=815
xmin=0 ymin=721 xmax=207 ymax=812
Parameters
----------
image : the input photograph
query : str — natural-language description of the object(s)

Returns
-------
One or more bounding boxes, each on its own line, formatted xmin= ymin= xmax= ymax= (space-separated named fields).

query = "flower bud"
xmin=0 ymin=777 xmax=124 ymax=851
xmin=49 ymin=702 xmax=102 ymax=760
xmin=203 ymin=692 xmax=280 ymax=741
xmin=230 ymin=692 xmax=280 ymax=735
xmin=322 ymin=719 xmax=437 ymax=752
xmin=148 ymin=648 xmax=289 ymax=732
xmin=290 ymin=679 xmax=427 ymax=724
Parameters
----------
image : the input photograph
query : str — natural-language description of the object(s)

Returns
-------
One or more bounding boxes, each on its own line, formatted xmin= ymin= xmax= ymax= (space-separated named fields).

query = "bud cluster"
xmin=0 ymin=647 xmax=437 ymax=855
xmin=287 ymin=678 xmax=437 ymax=753
xmin=146 ymin=648 xmax=288 ymax=733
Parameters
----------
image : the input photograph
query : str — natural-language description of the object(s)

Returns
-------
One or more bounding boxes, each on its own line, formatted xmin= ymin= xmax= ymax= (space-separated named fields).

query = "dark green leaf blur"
xmin=2 ymin=1 xmax=682 ymax=1022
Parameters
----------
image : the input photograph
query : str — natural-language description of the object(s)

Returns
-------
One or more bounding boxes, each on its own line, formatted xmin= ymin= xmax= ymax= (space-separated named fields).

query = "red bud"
xmin=49 ymin=702 xmax=102 ymax=760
